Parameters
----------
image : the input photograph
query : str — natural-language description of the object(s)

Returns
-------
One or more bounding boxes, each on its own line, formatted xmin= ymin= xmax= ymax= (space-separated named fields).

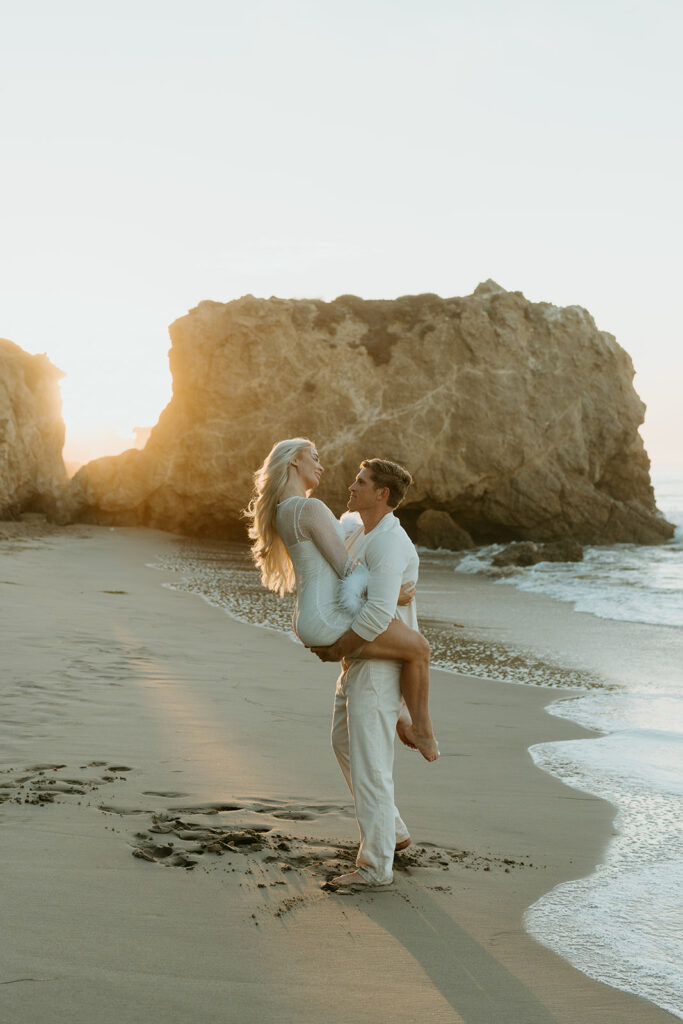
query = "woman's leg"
xmin=355 ymin=620 xmax=438 ymax=762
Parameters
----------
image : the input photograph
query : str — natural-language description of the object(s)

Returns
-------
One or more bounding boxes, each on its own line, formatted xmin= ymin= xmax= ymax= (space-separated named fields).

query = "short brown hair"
xmin=361 ymin=458 xmax=413 ymax=508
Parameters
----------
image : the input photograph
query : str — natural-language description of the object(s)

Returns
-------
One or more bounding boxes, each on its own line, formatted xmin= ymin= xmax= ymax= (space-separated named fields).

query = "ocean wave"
xmin=454 ymin=541 xmax=683 ymax=628
xmin=525 ymin=864 xmax=683 ymax=1020
xmin=549 ymin=691 xmax=683 ymax=738
xmin=528 ymin=724 xmax=683 ymax=1019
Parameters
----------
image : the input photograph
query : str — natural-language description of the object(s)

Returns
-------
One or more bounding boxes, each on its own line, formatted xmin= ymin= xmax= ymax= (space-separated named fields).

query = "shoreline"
xmin=1 ymin=523 xmax=678 ymax=1023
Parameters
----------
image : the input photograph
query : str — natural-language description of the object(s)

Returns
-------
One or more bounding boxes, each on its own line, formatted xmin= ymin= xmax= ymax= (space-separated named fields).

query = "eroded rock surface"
xmin=0 ymin=339 xmax=67 ymax=518
xmin=416 ymin=510 xmax=474 ymax=550
xmin=63 ymin=284 xmax=673 ymax=545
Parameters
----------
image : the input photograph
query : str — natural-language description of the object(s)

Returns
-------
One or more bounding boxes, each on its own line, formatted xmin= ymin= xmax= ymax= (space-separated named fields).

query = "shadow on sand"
xmin=355 ymin=885 xmax=558 ymax=1024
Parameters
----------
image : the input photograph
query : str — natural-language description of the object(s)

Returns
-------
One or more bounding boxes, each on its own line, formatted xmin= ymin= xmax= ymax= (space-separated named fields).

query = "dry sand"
xmin=0 ymin=521 xmax=676 ymax=1023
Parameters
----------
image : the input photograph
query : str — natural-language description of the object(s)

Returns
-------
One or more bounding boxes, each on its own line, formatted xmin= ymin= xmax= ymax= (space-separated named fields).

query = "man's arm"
xmin=348 ymin=531 xmax=404 ymax=641
xmin=309 ymin=532 xmax=405 ymax=662
xmin=309 ymin=579 xmax=416 ymax=661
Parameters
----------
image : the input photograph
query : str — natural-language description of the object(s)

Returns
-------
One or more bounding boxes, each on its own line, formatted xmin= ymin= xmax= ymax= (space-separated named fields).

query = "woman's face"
xmin=292 ymin=444 xmax=323 ymax=491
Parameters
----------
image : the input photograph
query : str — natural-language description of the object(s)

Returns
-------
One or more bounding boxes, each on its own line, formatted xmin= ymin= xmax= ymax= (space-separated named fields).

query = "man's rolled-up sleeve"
xmin=350 ymin=535 xmax=403 ymax=642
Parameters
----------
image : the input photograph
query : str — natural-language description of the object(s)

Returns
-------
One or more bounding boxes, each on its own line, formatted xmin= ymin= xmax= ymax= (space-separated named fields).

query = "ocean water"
xmin=150 ymin=469 xmax=683 ymax=1019
xmin=455 ymin=470 xmax=683 ymax=628
xmin=451 ymin=470 xmax=683 ymax=1019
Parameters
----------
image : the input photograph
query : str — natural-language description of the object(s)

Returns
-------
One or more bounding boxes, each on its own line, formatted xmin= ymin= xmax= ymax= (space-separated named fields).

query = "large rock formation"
xmin=64 ymin=282 xmax=673 ymax=545
xmin=1 ymin=339 xmax=67 ymax=518
xmin=416 ymin=510 xmax=475 ymax=550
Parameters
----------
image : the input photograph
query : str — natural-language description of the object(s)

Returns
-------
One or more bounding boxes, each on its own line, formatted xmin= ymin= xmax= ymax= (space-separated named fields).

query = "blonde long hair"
xmin=243 ymin=437 xmax=314 ymax=596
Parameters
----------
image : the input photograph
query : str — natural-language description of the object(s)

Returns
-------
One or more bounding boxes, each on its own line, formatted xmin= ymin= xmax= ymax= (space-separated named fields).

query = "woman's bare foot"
xmin=410 ymin=729 xmax=439 ymax=762
xmin=397 ymin=712 xmax=439 ymax=762
xmin=396 ymin=709 xmax=418 ymax=749
xmin=395 ymin=837 xmax=412 ymax=851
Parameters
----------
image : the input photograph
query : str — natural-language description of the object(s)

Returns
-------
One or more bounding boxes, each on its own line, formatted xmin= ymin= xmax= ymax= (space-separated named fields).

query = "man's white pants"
xmin=331 ymin=658 xmax=410 ymax=885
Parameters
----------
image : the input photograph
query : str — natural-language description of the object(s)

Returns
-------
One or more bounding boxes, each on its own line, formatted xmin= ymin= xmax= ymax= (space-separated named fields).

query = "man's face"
xmin=347 ymin=466 xmax=383 ymax=512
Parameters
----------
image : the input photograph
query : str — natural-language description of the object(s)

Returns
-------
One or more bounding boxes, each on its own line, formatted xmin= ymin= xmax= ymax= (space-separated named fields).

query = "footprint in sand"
xmin=132 ymin=840 xmax=198 ymax=869
xmin=166 ymin=802 xmax=244 ymax=814
xmin=160 ymin=798 xmax=353 ymax=822
xmin=0 ymin=763 xmax=150 ymax=812
xmin=251 ymin=800 xmax=353 ymax=821
xmin=3 ymin=772 xmax=533 ymax=894
xmin=271 ymin=810 xmax=316 ymax=821
xmin=142 ymin=791 xmax=189 ymax=798
xmin=32 ymin=782 xmax=87 ymax=795
xmin=130 ymin=816 xmax=296 ymax=871
xmin=129 ymin=807 xmax=531 ymax=896
xmin=98 ymin=804 xmax=150 ymax=816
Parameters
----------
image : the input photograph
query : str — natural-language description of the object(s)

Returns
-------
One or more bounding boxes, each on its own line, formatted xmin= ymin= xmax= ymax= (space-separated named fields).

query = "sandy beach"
xmin=1 ymin=522 xmax=677 ymax=1024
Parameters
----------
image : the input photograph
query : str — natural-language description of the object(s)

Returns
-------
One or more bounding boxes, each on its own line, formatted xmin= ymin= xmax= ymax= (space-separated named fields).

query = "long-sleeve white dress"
xmin=275 ymin=496 xmax=369 ymax=646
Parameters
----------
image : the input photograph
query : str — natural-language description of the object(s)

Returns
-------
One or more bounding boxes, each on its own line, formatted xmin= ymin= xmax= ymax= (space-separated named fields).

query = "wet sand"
xmin=0 ymin=522 xmax=676 ymax=1023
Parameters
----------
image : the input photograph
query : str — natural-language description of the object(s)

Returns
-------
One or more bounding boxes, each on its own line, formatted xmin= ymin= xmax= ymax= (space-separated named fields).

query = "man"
xmin=311 ymin=458 xmax=423 ymax=889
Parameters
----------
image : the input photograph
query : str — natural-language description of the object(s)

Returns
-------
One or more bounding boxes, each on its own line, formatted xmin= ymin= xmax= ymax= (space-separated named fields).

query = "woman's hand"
xmin=397 ymin=581 xmax=416 ymax=606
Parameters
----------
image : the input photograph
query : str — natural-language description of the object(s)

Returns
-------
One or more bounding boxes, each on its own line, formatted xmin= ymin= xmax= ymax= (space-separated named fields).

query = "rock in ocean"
xmin=492 ymin=539 xmax=585 ymax=567
xmin=62 ymin=283 xmax=674 ymax=545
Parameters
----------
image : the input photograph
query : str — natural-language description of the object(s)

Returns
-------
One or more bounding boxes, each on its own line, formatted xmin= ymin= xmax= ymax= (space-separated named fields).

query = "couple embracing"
xmin=244 ymin=439 xmax=438 ymax=889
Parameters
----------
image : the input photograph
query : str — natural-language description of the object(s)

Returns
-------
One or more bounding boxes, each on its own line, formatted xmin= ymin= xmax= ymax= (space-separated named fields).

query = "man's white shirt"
xmin=345 ymin=512 xmax=419 ymax=642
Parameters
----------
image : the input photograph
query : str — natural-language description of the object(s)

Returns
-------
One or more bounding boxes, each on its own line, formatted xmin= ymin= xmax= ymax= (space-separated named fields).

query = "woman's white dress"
xmin=275 ymin=496 xmax=367 ymax=646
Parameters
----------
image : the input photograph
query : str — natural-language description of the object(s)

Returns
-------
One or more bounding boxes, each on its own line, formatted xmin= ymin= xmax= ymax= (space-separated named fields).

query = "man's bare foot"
xmin=396 ymin=710 xmax=418 ymax=750
xmin=330 ymin=870 xmax=375 ymax=888
xmin=395 ymin=837 xmax=411 ymax=851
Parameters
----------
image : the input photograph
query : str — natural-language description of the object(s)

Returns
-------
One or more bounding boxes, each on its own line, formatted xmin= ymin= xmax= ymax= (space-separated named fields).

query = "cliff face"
xmin=64 ymin=283 xmax=673 ymax=545
xmin=0 ymin=339 xmax=67 ymax=518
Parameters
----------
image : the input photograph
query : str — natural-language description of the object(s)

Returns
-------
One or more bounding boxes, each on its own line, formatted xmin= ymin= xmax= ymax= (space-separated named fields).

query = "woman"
xmin=243 ymin=437 xmax=438 ymax=762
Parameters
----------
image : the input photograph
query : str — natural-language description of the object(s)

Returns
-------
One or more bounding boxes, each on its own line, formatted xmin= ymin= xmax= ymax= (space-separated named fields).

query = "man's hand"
xmin=397 ymin=580 xmax=416 ymax=606
xmin=308 ymin=628 xmax=365 ymax=663
xmin=309 ymin=642 xmax=344 ymax=662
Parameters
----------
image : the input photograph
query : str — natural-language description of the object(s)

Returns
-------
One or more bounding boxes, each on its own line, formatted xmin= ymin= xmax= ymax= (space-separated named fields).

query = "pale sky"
xmin=1 ymin=0 xmax=681 ymax=469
